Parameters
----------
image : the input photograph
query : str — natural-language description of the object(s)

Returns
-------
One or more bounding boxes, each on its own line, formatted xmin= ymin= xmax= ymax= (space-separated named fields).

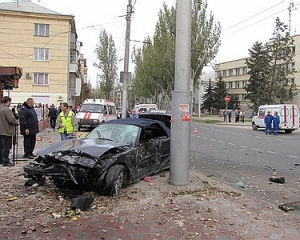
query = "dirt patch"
xmin=0 ymin=162 xmax=242 ymax=236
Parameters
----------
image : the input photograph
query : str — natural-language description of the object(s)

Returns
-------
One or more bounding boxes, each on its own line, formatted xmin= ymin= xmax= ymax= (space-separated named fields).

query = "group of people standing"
xmin=0 ymin=97 xmax=39 ymax=166
xmin=0 ymin=97 xmax=79 ymax=167
xmin=264 ymin=111 xmax=280 ymax=135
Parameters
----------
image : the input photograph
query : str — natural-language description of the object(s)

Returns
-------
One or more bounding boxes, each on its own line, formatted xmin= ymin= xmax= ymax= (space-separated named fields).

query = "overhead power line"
xmin=224 ymin=1 xmax=286 ymax=32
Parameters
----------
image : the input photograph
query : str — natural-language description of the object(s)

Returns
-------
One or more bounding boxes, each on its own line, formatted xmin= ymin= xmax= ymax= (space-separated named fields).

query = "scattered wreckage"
xmin=24 ymin=114 xmax=171 ymax=196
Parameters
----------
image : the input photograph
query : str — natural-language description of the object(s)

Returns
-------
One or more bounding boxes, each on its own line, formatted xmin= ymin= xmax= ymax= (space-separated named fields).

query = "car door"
xmin=135 ymin=131 xmax=160 ymax=179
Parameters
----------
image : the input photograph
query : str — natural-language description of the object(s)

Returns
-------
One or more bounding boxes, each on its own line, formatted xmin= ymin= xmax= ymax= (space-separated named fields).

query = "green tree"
xmin=211 ymin=76 xmax=228 ymax=112
xmin=94 ymin=29 xmax=118 ymax=99
xmin=267 ymin=17 xmax=297 ymax=103
xmin=202 ymin=79 xmax=214 ymax=113
xmin=245 ymin=41 xmax=271 ymax=110
xmin=245 ymin=18 xmax=297 ymax=110
xmin=132 ymin=0 xmax=221 ymax=107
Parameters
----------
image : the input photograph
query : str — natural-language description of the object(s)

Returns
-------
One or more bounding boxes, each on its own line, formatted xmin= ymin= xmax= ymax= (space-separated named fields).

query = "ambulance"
xmin=133 ymin=103 xmax=158 ymax=113
xmin=251 ymin=104 xmax=299 ymax=133
xmin=76 ymin=99 xmax=117 ymax=130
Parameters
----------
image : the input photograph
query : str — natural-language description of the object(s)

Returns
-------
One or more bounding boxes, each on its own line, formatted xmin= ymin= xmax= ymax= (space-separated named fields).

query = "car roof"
xmin=103 ymin=118 xmax=170 ymax=137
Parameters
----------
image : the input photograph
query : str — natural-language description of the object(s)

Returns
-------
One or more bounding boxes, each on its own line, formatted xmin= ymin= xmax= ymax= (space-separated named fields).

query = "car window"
xmin=140 ymin=127 xmax=166 ymax=141
xmin=86 ymin=123 xmax=140 ymax=145
xmin=258 ymin=109 xmax=265 ymax=117
xmin=79 ymin=104 xmax=103 ymax=113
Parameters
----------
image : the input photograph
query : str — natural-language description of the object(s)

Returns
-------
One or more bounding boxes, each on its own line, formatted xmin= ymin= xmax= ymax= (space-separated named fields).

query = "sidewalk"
xmin=194 ymin=114 xmax=251 ymax=127
xmin=1 ymin=127 xmax=300 ymax=239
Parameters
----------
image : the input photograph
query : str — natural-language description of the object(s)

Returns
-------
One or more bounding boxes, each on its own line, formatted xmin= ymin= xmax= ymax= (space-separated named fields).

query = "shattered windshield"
xmin=86 ymin=124 xmax=140 ymax=145
xmin=79 ymin=104 xmax=103 ymax=113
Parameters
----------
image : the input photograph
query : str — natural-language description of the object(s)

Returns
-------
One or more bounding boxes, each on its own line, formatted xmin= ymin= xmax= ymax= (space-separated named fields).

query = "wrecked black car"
xmin=23 ymin=116 xmax=171 ymax=196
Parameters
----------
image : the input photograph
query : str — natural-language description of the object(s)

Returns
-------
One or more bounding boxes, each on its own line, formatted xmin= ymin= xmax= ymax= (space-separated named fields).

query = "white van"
xmin=252 ymin=104 xmax=299 ymax=133
xmin=133 ymin=103 xmax=158 ymax=113
xmin=76 ymin=99 xmax=117 ymax=130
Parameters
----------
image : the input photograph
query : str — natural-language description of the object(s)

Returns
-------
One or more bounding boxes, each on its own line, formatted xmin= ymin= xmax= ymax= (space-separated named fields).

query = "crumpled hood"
xmin=37 ymin=138 xmax=127 ymax=158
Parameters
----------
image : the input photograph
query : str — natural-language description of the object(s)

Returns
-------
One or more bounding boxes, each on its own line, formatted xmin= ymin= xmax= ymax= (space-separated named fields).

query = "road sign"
xmin=224 ymin=95 xmax=231 ymax=103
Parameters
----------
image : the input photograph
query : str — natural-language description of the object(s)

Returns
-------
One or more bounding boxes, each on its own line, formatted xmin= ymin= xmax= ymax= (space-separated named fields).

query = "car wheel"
xmin=252 ymin=122 xmax=257 ymax=130
xmin=285 ymin=130 xmax=293 ymax=133
xmin=78 ymin=127 xmax=81 ymax=131
xmin=104 ymin=165 xmax=126 ymax=196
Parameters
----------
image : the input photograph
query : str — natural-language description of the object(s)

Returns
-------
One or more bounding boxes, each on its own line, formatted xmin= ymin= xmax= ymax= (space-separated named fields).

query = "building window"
xmin=243 ymin=67 xmax=247 ymax=74
xmin=217 ymin=71 xmax=222 ymax=77
xmin=33 ymin=73 xmax=49 ymax=85
xmin=292 ymin=46 xmax=295 ymax=55
xmin=235 ymin=68 xmax=240 ymax=75
xmin=235 ymin=81 xmax=240 ymax=88
xmin=229 ymin=69 xmax=233 ymax=76
xmin=289 ymin=78 xmax=295 ymax=85
xmin=241 ymin=94 xmax=246 ymax=100
xmin=229 ymin=82 xmax=233 ymax=88
xmin=242 ymin=81 xmax=247 ymax=88
xmin=222 ymin=70 xmax=227 ymax=77
xmin=34 ymin=48 xmax=49 ymax=61
xmin=290 ymin=62 xmax=295 ymax=71
xmin=70 ymin=51 xmax=77 ymax=63
xmin=34 ymin=24 xmax=49 ymax=37
xmin=233 ymin=94 xmax=239 ymax=100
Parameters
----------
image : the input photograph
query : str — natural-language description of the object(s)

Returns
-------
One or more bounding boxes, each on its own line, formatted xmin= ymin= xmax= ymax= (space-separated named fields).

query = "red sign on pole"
xmin=224 ymin=95 xmax=231 ymax=103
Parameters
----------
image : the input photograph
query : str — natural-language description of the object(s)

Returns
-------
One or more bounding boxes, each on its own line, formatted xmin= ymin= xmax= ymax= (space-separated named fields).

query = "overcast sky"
xmin=7 ymin=0 xmax=300 ymax=86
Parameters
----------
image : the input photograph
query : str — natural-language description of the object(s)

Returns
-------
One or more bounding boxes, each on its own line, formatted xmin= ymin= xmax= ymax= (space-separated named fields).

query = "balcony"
xmin=69 ymin=63 xmax=78 ymax=73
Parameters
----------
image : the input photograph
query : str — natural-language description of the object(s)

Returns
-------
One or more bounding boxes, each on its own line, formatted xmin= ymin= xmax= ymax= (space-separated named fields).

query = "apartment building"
xmin=0 ymin=0 xmax=84 ymax=106
xmin=215 ymin=34 xmax=300 ymax=109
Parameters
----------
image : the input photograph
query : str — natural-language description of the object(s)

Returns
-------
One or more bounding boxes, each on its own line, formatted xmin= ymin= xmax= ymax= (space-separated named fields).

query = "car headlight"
xmin=92 ymin=119 xmax=99 ymax=123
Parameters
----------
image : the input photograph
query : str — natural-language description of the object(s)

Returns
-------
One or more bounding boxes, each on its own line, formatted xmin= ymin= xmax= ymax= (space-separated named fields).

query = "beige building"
xmin=215 ymin=34 xmax=300 ymax=109
xmin=0 ymin=0 xmax=85 ymax=106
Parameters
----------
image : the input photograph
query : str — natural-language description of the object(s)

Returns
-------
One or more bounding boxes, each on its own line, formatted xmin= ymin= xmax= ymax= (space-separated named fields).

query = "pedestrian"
xmin=56 ymin=102 xmax=78 ymax=141
xmin=131 ymin=109 xmax=138 ymax=118
xmin=235 ymin=110 xmax=240 ymax=122
xmin=264 ymin=111 xmax=273 ymax=135
xmin=240 ymin=111 xmax=245 ymax=123
xmin=223 ymin=110 xmax=227 ymax=122
xmin=126 ymin=109 xmax=131 ymax=118
xmin=273 ymin=111 xmax=280 ymax=135
xmin=18 ymin=98 xmax=39 ymax=159
xmin=48 ymin=104 xmax=58 ymax=131
xmin=0 ymin=96 xmax=19 ymax=166
xmin=228 ymin=111 xmax=232 ymax=122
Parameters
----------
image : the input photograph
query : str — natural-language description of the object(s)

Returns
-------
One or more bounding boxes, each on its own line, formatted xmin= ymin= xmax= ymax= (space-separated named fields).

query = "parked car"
xmin=23 ymin=116 xmax=171 ymax=196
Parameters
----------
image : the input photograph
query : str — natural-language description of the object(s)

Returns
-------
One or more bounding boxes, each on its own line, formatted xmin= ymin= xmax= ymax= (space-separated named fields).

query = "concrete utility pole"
xmin=121 ymin=0 xmax=133 ymax=118
xmin=170 ymin=0 xmax=192 ymax=185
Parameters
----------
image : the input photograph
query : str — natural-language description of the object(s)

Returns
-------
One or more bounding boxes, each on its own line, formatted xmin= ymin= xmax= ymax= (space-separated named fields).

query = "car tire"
xmin=78 ymin=127 xmax=81 ymax=131
xmin=252 ymin=122 xmax=257 ymax=130
xmin=104 ymin=165 xmax=126 ymax=196
xmin=285 ymin=130 xmax=293 ymax=133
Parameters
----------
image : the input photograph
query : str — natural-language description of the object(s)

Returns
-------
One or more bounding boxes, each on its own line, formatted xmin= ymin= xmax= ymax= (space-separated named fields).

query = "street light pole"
xmin=121 ymin=0 xmax=132 ymax=118
xmin=170 ymin=0 xmax=192 ymax=186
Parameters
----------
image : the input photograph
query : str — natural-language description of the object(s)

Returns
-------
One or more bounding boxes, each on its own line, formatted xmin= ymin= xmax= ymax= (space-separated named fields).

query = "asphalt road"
xmin=190 ymin=123 xmax=300 ymax=208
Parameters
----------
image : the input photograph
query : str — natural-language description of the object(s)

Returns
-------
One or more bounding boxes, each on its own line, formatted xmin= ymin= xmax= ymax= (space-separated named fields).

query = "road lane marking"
xmin=228 ymin=143 xmax=236 ymax=146
xmin=240 ymin=145 xmax=248 ymax=148
xmin=252 ymin=148 xmax=261 ymax=151
xmin=267 ymin=151 xmax=278 ymax=154
xmin=210 ymin=139 xmax=216 ymax=141
xmin=287 ymin=155 xmax=299 ymax=159
xmin=218 ymin=140 xmax=225 ymax=143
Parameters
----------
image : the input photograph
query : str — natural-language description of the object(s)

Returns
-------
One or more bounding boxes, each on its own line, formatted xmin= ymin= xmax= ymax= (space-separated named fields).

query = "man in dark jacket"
xmin=18 ymin=98 xmax=39 ymax=159
xmin=0 ymin=96 xmax=19 ymax=166
xmin=48 ymin=104 xmax=58 ymax=130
